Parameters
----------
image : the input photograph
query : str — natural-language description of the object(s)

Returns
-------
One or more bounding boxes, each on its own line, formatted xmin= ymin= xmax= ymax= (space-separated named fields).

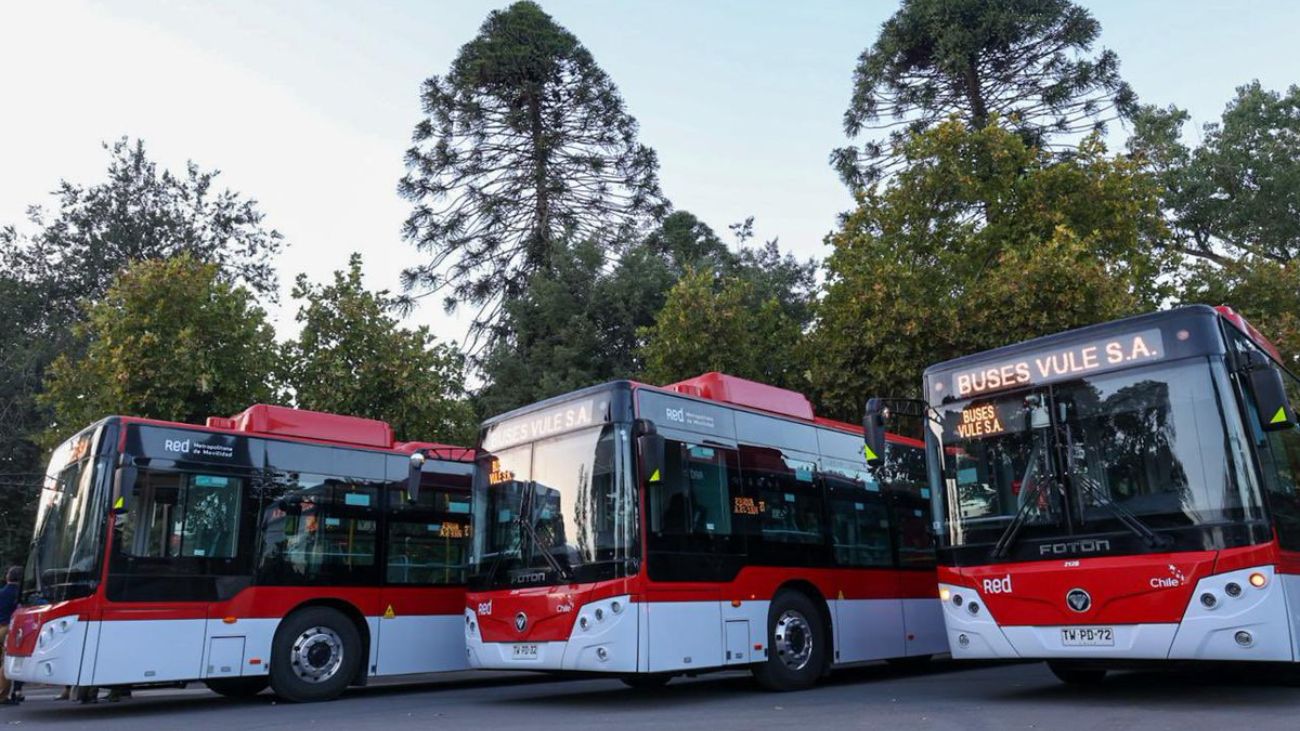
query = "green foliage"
xmin=400 ymin=0 xmax=668 ymax=348
xmin=638 ymin=268 xmax=807 ymax=390
xmin=810 ymin=120 xmax=1170 ymax=420
xmin=39 ymin=256 xmax=279 ymax=446
xmin=1 ymin=137 xmax=283 ymax=317
xmin=1131 ymin=82 xmax=1300 ymax=266
xmin=834 ymin=0 xmax=1134 ymax=187
xmin=1129 ymin=82 xmax=1300 ymax=365
xmin=282 ymin=254 xmax=476 ymax=444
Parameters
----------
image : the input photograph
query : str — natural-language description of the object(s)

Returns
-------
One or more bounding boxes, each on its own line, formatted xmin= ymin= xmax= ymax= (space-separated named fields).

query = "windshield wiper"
xmin=991 ymin=438 xmax=1053 ymax=560
xmin=518 ymin=483 xmax=570 ymax=581
xmin=1071 ymin=473 xmax=1173 ymax=550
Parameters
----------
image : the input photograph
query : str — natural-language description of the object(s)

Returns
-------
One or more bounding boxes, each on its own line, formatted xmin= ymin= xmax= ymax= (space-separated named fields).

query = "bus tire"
xmin=1047 ymin=661 xmax=1107 ymax=686
xmin=204 ymin=676 xmax=270 ymax=698
xmin=269 ymin=606 xmax=362 ymax=702
xmin=753 ymin=591 xmax=827 ymax=692
xmin=620 ymin=674 xmax=672 ymax=689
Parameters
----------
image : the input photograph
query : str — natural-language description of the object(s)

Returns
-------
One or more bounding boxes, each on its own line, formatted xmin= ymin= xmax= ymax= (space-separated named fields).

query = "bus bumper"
xmin=5 ymin=615 xmax=88 ymax=687
xmin=940 ymin=565 xmax=1295 ymax=663
xmin=465 ymin=594 xmax=638 ymax=673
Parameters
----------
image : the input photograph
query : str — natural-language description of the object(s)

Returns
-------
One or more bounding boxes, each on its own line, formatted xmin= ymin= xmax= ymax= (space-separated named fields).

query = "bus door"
xmin=821 ymin=456 xmax=906 ymax=662
xmin=98 ymin=457 xmax=257 ymax=685
xmin=376 ymin=459 xmax=473 ymax=675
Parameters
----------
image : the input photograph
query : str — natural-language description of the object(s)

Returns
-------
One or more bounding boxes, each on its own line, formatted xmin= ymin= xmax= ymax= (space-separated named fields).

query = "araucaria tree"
xmin=833 ymin=0 xmax=1135 ymax=187
xmin=399 ymin=0 xmax=668 ymax=345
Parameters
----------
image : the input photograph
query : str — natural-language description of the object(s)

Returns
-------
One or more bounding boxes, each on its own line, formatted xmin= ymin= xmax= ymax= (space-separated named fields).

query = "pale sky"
xmin=3 ymin=1 xmax=1299 ymax=346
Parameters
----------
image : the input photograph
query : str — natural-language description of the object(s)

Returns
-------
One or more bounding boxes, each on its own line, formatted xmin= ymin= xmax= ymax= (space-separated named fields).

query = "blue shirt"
xmin=0 ymin=583 xmax=18 ymax=626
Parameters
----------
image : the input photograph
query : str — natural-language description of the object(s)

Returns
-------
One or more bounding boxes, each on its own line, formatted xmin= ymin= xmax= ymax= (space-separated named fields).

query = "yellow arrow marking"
xmin=1272 ymin=406 xmax=1289 ymax=424
xmin=863 ymin=444 xmax=879 ymax=462
xmin=649 ymin=468 xmax=661 ymax=483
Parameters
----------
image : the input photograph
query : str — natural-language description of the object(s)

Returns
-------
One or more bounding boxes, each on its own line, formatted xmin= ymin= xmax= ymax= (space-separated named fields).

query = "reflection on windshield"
xmin=934 ymin=359 xmax=1260 ymax=550
xmin=25 ymin=428 xmax=107 ymax=602
xmin=472 ymin=424 xmax=635 ymax=586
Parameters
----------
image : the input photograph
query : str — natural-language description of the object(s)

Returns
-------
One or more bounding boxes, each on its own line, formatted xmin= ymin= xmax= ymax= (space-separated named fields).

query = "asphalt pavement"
xmin=4 ymin=661 xmax=1299 ymax=731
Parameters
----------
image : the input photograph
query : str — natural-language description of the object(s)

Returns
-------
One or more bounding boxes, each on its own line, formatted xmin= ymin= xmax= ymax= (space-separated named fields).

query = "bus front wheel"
xmin=753 ymin=591 xmax=827 ymax=692
xmin=1047 ymin=661 xmax=1107 ymax=686
xmin=269 ymin=607 xmax=362 ymax=702
xmin=204 ymin=676 xmax=269 ymax=698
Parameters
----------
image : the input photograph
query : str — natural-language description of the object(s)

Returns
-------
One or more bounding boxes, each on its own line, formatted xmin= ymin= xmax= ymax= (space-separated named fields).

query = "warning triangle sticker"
xmin=1271 ymin=406 xmax=1289 ymax=424
xmin=863 ymin=444 xmax=879 ymax=462
xmin=383 ymin=605 xmax=396 ymax=620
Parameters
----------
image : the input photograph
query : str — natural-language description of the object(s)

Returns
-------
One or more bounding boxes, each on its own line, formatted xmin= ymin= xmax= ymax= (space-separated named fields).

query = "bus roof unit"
xmin=665 ymin=371 xmax=815 ymax=420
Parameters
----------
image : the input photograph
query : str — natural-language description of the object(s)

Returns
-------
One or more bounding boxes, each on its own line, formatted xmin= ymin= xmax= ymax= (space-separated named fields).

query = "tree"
xmin=399 ymin=0 xmax=668 ymax=347
xmin=638 ymin=268 xmax=806 ymax=390
xmin=1128 ymin=82 xmax=1300 ymax=364
xmin=833 ymin=0 xmax=1134 ymax=187
xmin=39 ymin=256 xmax=279 ymax=445
xmin=810 ymin=120 xmax=1171 ymax=420
xmin=0 ymin=139 xmax=283 ymax=564
xmin=1131 ymin=82 xmax=1300 ymax=267
xmin=282 ymin=254 xmax=476 ymax=444
xmin=2 ymin=137 xmax=283 ymax=319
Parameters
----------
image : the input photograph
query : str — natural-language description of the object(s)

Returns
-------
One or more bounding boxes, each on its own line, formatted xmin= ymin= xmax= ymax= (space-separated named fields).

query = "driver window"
xmin=117 ymin=470 xmax=242 ymax=560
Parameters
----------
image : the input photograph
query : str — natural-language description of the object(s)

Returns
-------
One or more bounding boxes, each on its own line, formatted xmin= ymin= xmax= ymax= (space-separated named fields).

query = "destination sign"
xmin=482 ymin=397 xmax=609 ymax=452
xmin=948 ymin=329 xmax=1165 ymax=399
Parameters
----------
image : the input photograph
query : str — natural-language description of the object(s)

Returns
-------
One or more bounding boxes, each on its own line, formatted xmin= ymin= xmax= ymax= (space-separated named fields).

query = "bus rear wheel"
xmin=1047 ymin=661 xmax=1107 ymax=686
xmin=753 ymin=591 xmax=827 ymax=692
xmin=270 ymin=607 xmax=362 ymax=702
xmin=204 ymin=676 xmax=269 ymax=698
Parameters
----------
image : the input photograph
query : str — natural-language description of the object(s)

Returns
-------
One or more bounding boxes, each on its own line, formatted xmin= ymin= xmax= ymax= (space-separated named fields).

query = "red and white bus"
xmin=4 ymin=404 xmax=473 ymax=702
xmin=463 ymin=372 xmax=944 ymax=691
xmin=865 ymin=305 xmax=1300 ymax=684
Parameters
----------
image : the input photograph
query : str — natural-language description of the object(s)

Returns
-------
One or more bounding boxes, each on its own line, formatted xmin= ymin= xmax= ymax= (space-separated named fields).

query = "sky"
xmin=2 ymin=0 xmax=1299 ymax=346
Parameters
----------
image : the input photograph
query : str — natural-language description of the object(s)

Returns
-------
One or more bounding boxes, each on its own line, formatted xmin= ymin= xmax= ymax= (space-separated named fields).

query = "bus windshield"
xmin=470 ymin=422 xmax=636 ymax=588
xmin=933 ymin=358 xmax=1264 ymax=554
xmin=24 ymin=427 xmax=108 ymax=603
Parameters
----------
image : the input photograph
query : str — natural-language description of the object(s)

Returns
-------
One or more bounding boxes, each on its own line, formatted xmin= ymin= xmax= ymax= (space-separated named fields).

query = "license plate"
xmin=1060 ymin=627 xmax=1114 ymax=646
xmin=512 ymin=643 xmax=539 ymax=659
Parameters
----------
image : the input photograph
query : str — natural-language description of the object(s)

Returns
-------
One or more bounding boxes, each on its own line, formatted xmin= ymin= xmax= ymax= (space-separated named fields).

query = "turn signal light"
xmin=1249 ymin=572 xmax=1268 ymax=588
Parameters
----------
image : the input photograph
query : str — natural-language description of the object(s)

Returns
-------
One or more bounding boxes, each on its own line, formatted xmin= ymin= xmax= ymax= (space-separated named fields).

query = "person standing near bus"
xmin=0 ymin=566 xmax=21 ymax=704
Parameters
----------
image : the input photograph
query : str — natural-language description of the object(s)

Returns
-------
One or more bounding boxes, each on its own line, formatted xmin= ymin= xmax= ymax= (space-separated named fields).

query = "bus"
xmin=4 ymin=404 xmax=473 ymax=702
xmin=863 ymin=305 xmax=1300 ymax=684
xmin=463 ymin=372 xmax=944 ymax=691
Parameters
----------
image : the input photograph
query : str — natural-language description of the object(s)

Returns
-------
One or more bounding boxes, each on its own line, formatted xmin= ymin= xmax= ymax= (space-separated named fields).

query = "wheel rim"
xmin=774 ymin=609 xmax=814 ymax=671
xmin=290 ymin=625 xmax=344 ymax=684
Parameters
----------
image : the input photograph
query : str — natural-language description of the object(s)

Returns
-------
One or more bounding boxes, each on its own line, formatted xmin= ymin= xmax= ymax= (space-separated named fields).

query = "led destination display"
xmin=946 ymin=328 xmax=1166 ymax=399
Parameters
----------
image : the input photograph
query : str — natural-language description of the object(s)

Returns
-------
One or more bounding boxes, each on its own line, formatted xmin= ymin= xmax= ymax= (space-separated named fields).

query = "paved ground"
xmin=4 ymin=661 xmax=1300 ymax=731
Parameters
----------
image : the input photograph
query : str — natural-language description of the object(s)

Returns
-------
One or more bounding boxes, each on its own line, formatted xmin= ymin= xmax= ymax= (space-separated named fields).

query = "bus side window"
xmin=386 ymin=468 xmax=472 ymax=585
xmin=648 ymin=441 xmax=737 ymax=542
xmin=821 ymin=458 xmax=892 ymax=568
xmin=257 ymin=472 xmax=380 ymax=585
xmin=116 ymin=470 xmax=242 ymax=560
xmin=739 ymin=445 xmax=824 ymax=549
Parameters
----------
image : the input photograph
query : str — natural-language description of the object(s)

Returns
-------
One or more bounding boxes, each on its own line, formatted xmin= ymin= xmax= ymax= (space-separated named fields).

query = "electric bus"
xmin=464 ymin=372 xmax=945 ymax=691
xmin=4 ymin=404 xmax=472 ymax=702
xmin=864 ymin=305 xmax=1300 ymax=684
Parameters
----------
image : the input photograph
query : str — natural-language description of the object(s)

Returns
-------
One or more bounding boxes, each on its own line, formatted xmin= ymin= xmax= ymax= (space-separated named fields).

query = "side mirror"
xmin=111 ymin=455 xmax=137 ymax=514
xmin=407 ymin=452 xmax=426 ymax=503
xmin=1249 ymin=364 xmax=1296 ymax=432
xmin=635 ymin=421 xmax=666 ymax=485
xmin=863 ymin=398 xmax=887 ymax=467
